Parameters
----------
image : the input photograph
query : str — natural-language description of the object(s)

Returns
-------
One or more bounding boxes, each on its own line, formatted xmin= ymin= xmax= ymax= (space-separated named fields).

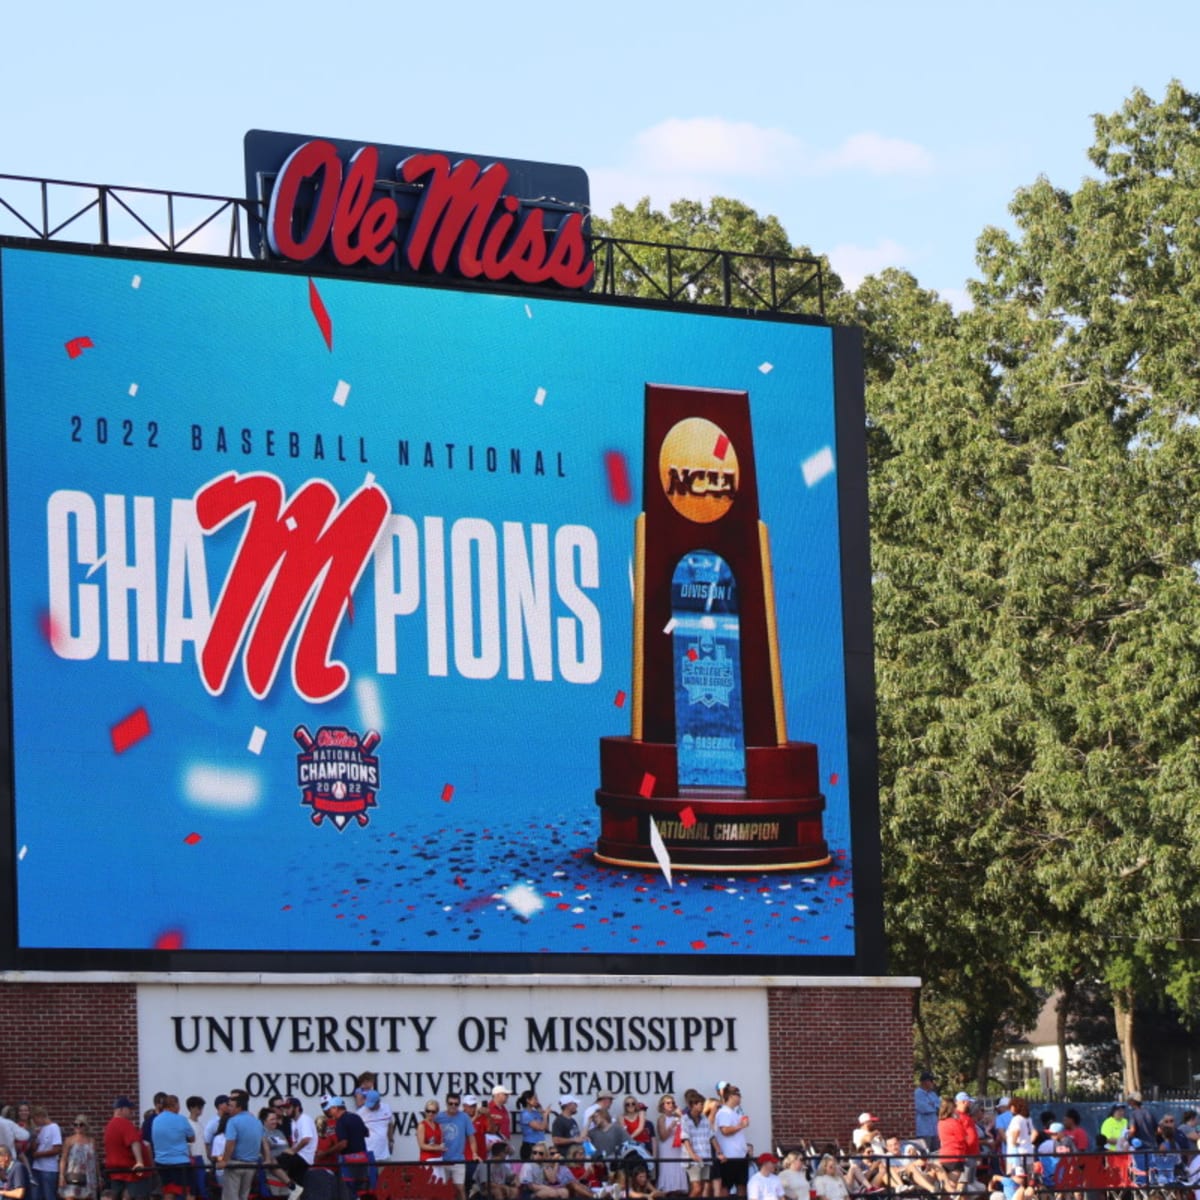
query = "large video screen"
xmin=0 ymin=242 xmax=877 ymax=968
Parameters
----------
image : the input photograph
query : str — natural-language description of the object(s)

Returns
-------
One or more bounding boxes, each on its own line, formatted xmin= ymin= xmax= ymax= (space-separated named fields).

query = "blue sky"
xmin=1 ymin=0 xmax=1196 ymax=308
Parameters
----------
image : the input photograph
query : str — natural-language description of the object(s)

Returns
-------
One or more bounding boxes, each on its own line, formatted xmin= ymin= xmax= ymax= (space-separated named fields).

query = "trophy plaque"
xmin=595 ymin=384 xmax=831 ymax=872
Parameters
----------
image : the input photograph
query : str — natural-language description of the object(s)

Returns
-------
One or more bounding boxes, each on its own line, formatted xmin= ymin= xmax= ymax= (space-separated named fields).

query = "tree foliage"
xmin=601 ymin=82 xmax=1200 ymax=1089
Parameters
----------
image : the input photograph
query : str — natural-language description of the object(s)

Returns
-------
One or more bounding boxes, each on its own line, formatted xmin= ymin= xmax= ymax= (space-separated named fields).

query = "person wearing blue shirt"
xmin=218 ymin=1091 xmax=263 ymax=1200
xmin=151 ymin=1096 xmax=195 ymax=1199
xmin=436 ymin=1093 xmax=475 ymax=1200
xmin=914 ymin=1074 xmax=940 ymax=1149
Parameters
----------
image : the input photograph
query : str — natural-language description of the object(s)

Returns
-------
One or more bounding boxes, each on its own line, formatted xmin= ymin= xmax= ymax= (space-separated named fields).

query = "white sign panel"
xmin=137 ymin=982 xmax=772 ymax=1154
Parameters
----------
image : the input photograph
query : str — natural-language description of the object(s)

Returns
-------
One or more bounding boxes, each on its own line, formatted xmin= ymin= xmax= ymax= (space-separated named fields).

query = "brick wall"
xmin=0 ymin=982 xmax=138 ymax=1128
xmin=768 ymin=984 xmax=914 ymax=1148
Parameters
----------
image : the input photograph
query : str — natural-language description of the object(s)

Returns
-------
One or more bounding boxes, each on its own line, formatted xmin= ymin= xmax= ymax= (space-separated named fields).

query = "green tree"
xmin=965 ymin=80 xmax=1200 ymax=1090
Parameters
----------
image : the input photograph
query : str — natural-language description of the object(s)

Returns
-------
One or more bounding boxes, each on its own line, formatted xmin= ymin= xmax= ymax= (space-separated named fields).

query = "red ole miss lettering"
xmin=267 ymin=139 xmax=594 ymax=289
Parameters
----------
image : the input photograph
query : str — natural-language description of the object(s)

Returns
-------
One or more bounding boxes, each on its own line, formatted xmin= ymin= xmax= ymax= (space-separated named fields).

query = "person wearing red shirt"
xmin=464 ymin=1099 xmax=488 ymax=1159
xmin=937 ymin=1093 xmax=980 ymax=1187
xmin=104 ymin=1098 xmax=151 ymax=1200
xmin=488 ymin=1089 xmax=512 ymax=1144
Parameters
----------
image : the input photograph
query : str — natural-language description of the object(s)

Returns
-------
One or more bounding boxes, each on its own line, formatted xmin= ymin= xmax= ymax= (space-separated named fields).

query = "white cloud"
xmin=634 ymin=117 xmax=802 ymax=176
xmin=937 ymin=286 xmax=974 ymax=313
xmin=821 ymin=132 xmax=933 ymax=175
xmin=590 ymin=119 xmax=934 ymax=221
xmin=828 ymin=238 xmax=913 ymax=289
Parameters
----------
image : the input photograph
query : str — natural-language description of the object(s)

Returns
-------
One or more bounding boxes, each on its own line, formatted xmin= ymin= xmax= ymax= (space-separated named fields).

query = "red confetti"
xmin=110 ymin=706 xmax=151 ymax=754
xmin=614 ymin=689 xmax=626 ymax=707
xmin=183 ymin=832 xmax=202 ymax=845
xmin=639 ymin=772 xmax=656 ymax=798
xmin=441 ymin=783 xmax=454 ymax=802
xmin=690 ymin=940 xmax=707 ymax=950
xmin=830 ymin=772 xmax=840 ymax=786
xmin=309 ymin=279 xmax=333 ymax=350
xmin=281 ymin=905 xmax=292 ymax=911
xmin=556 ymin=902 xmax=571 ymax=910
xmin=713 ymin=433 xmax=730 ymax=460
xmin=604 ymin=450 xmax=632 ymax=504
xmin=454 ymin=876 xmax=467 ymax=888
xmin=64 ymin=336 xmax=94 ymax=359
xmin=830 ymin=874 xmax=846 ymax=887
xmin=154 ymin=929 xmax=184 ymax=950
xmin=687 ymin=648 xmax=698 ymax=661
xmin=680 ymin=806 xmax=697 ymax=828
xmin=38 ymin=610 xmax=61 ymax=650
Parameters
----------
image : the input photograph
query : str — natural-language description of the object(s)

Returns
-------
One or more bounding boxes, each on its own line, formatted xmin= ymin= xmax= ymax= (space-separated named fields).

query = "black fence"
xmin=0 ymin=172 xmax=825 ymax=319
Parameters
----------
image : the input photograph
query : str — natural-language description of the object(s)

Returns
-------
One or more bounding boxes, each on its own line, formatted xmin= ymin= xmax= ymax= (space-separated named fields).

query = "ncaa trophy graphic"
xmin=595 ymin=384 xmax=831 ymax=871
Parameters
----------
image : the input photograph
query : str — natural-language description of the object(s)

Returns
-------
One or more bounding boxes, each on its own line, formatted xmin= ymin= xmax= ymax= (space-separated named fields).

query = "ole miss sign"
xmin=244 ymin=130 xmax=593 ymax=290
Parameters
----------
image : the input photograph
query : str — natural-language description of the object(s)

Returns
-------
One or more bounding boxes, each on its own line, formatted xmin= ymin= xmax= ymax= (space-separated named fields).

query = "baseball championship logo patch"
xmin=294 ymin=724 xmax=381 ymax=830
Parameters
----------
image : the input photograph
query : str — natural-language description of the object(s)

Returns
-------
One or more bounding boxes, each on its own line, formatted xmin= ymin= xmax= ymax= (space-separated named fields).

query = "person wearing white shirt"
xmin=286 ymin=1099 xmax=317 ymax=1166
xmin=714 ymin=1085 xmax=750 ymax=1197
xmin=356 ymin=1091 xmax=393 ymax=1162
xmin=748 ymin=1155 xmax=784 ymax=1200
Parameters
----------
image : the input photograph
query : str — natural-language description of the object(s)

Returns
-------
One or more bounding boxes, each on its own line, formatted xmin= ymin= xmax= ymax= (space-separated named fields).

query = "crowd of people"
xmin=5 ymin=1077 xmax=1200 ymax=1200
xmin=0 ymin=1079 xmax=775 ymax=1200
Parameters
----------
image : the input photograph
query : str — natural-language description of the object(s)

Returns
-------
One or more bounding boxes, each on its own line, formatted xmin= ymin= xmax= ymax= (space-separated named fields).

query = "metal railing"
xmin=0 ymin=172 xmax=825 ymax=318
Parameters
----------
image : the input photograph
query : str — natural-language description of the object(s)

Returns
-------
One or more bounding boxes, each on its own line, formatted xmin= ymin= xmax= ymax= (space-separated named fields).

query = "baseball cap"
xmin=1049 ymin=1123 xmax=1065 ymax=1134
xmin=919 ymin=1071 xmax=935 ymax=1082
xmin=492 ymin=1085 xmax=509 ymax=1096
xmin=114 ymin=1096 xmax=135 ymax=1110
xmin=559 ymin=1094 xmax=579 ymax=1108
xmin=364 ymin=1089 xmax=381 ymax=1107
xmin=597 ymin=1090 xmax=614 ymax=1099
xmin=955 ymin=1092 xmax=973 ymax=1103
xmin=463 ymin=1095 xmax=478 ymax=1106
xmin=324 ymin=1096 xmax=347 ymax=1110
xmin=998 ymin=1097 xmax=1011 ymax=1108
xmin=858 ymin=1112 xmax=878 ymax=1124
xmin=757 ymin=1153 xmax=779 ymax=1166
xmin=284 ymin=1097 xmax=301 ymax=1108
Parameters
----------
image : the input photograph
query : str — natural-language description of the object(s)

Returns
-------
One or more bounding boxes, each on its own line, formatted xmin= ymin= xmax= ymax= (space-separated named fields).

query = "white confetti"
xmin=533 ymin=387 xmax=547 ymax=406
xmin=552 ymin=870 xmax=567 ymax=878
xmin=572 ymin=907 xmax=584 ymax=914
xmin=363 ymin=472 xmax=376 ymax=487
xmin=663 ymin=617 xmax=678 ymax=634
xmin=247 ymin=726 xmax=267 ymax=755
xmin=794 ymin=904 xmax=809 ymax=911
xmin=524 ymin=304 xmax=533 ymax=319
xmin=649 ymin=817 xmax=673 ymax=889
xmin=183 ymin=763 xmax=262 ymax=812
xmin=131 ymin=275 xmax=142 ymax=289
xmin=85 ymin=555 xmax=106 ymax=579
xmin=758 ymin=361 xmax=774 ymax=374
xmin=18 ymin=845 xmax=27 ymax=861
xmin=355 ymin=676 xmax=384 ymax=734
xmin=332 ymin=379 xmax=351 ymax=407
xmin=802 ymin=445 xmax=835 ymax=487
xmin=128 ymin=383 xmax=139 ymax=397
xmin=500 ymin=883 xmax=544 ymax=920
xmin=285 ymin=516 xmax=297 ymax=532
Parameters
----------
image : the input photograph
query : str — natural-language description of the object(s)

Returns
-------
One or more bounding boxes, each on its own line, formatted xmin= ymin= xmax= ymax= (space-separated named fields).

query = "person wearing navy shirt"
xmin=436 ymin=1093 xmax=475 ymax=1200
xmin=324 ymin=1099 xmax=370 ymax=1195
